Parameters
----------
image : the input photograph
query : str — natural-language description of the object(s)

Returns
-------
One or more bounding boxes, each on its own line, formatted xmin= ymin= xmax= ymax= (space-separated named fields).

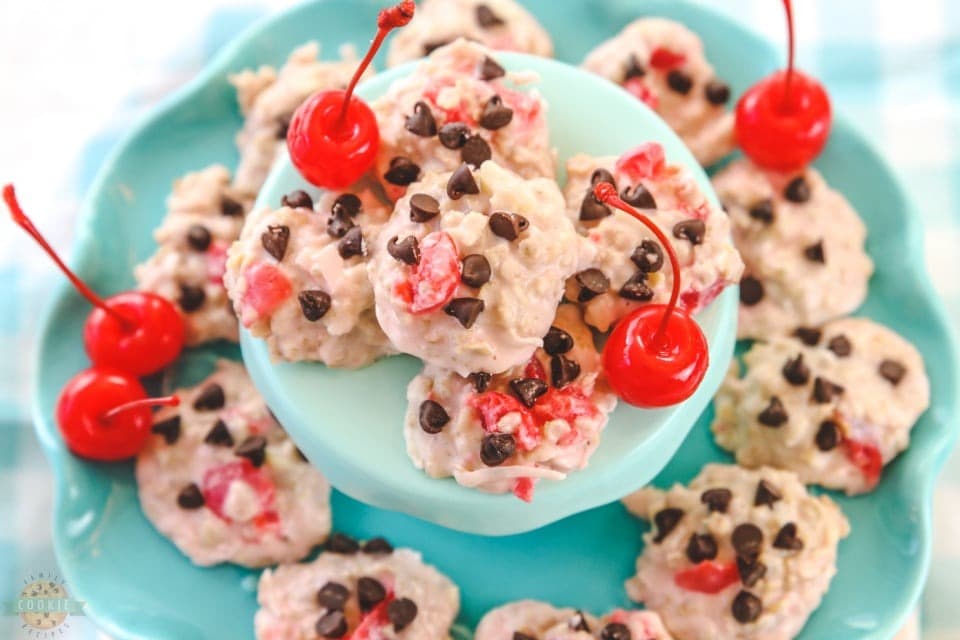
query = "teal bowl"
xmin=30 ymin=1 xmax=960 ymax=639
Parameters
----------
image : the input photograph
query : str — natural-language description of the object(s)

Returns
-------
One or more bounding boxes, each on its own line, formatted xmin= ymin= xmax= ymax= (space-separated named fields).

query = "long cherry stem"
xmin=781 ymin=0 xmax=796 ymax=111
xmin=594 ymin=182 xmax=681 ymax=348
xmin=2 ymin=184 xmax=132 ymax=328
xmin=337 ymin=0 xmax=416 ymax=125
xmin=103 ymin=394 xmax=180 ymax=422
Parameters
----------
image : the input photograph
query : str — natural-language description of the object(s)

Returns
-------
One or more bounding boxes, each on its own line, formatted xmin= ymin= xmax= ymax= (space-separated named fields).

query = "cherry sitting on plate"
xmin=3 ymin=184 xmax=184 ymax=376
xmin=735 ymin=0 xmax=831 ymax=172
xmin=56 ymin=368 xmax=180 ymax=461
xmin=593 ymin=181 xmax=708 ymax=408
xmin=287 ymin=0 xmax=415 ymax=189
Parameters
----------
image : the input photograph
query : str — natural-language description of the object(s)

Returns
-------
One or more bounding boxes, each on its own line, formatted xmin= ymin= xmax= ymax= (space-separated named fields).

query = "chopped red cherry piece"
xmin=242 ymin=263 xmax=293 ymax=320
xmin=524 ymin=355 xmax=547 ymax=381
xmin=615 ymin=142 xmax=666 ymax=182
xmin=674 ymin=560 xmax=739 ymax=594
xmin=4 ymin=184 xmax=185 ymax=376
xmin=56 ymin=368 xmax=179 ymax=461
xmin=649 ymin=47 xmax=686 ymax=71
xmin=512 ymin=477 xmax=535 ymax=502
xmin=467 ymin=390 xmax=539 ymax=451
xmin=531 ymin=386 xmax=598 ymax=430
xmin=593 ymin=182 xmax=709 ymax=408
xmin=201 ymin=459 xmax=277 ymax=524
xmin=351 ymin=589 xmax=396 ymax=639
xmin=624 ymin=78 xmax=659 ymax=110
xmin=287 ymin=1 xmax=415 ymax=189
xmin=735 ymin=0 xmax=832 ymax=171
xmin=843 ymin=438 xmax=882 ymax=488
xmin=405 ymin=231 xmax=460 ymax=314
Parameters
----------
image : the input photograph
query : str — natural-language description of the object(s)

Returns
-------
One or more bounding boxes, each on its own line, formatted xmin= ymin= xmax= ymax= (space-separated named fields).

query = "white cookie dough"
xmin=255 ymin=537 xmax=459 ymax=640
xmin=623 ymin=464 xmax=849 ymax=640
xmin=136 ymin=359 xmax=331 ymax=567
xmin=135 ymin=164 xmax=251 ymax=345
xmin=224 ymin=179 xmax=394 ymax=368
xmin=230 ymin=42 xmax=371 ymax=198
xmin=712 ymin=159 xmax=874 ymax=340
xmin=370 ymin=161 xmax=579 ymax=376
xmin=404 ymin=303 xmax=616 ymax=499
xmin=476 ymin=600 xmax=672 ymax=640
xmin=387 ymin=0 xmax=553 ymax=67
xmin=713 ymin=317 xmax=930 ymax=494
xmin=582 ymin=18 xmax=734 ymax=166
xmin=373 ymin=39 xmax=554 ymax=202
xmin=562 ymin=149 xmax=743 ymax=332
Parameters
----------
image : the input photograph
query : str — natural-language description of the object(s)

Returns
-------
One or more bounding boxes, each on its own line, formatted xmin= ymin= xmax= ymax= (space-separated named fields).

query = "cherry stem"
xmin=102 ymin=394 xmax=180 ymax=422
xmin=337 ymin=0 xmax=416 ymax=125
xmin=781 ymin=0 xmax=796 ymax=112
xmin=2 ymin=184 xmax=133 ymax=329
xmin=594 ymin=182 xmax=682 ymax=350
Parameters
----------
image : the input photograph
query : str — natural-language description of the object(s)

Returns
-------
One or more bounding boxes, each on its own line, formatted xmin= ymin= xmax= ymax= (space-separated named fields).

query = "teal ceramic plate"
xmin=31 ymin=1 xmax=960 ymax=639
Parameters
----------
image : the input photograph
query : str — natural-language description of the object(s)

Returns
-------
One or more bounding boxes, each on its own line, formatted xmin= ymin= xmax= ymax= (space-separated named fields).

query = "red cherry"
xmin=56 ymin=368 xmax=179 ymax=461
xmin=734 ymin=0 xmax=832 ymax=171
xmin=4 ymin=184 xmax=185 ymax=376
xmin=402 ymin=231 xmax=460 ymax=314
xmin=287 ymin=0 xmax=415 ymax=189
xmin=593 ymin=182 xmax=709 ymax=408
xmin=674 ymin=560 xmax=740 ymax=594
xmin=649 ymin=47 xmax=686 ymax=71
xmin=242 ymin=262 xmax=293 ymax=320
xmin=843 ymin=438 xmax=882 ymax=488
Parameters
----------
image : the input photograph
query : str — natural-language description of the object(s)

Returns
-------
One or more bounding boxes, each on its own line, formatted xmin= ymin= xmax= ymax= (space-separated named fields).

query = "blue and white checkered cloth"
xmin=0 ymin=1 xmax=957 ymax=638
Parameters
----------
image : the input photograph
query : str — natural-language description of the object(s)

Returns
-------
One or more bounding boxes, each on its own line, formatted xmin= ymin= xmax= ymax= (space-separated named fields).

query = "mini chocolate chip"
xmin=631 ymin=239 xmax=665 ymax=273
xmin=327 ymin=214 xmax=355 ymax=239
xmin=653 ymin=507 xmax=684 ymax=543
xmin=879 ymin=359 xmax=906 ymax=385
xmin=804 ymin=240 xmax=825 ymax=263
xmin=325 ymin=533 xmax=359 ymax=554
xmin=758 ymin=396 xmax=788 ymax=427
xmin=468 ymin=371 xmax=492 ymax=393
xmin=444 ymin=297 xmax=485 ymax=328
xmin=439 ymin=122 xmax=471 ymax=149
xmin=387 ymin=598 xmax=418 ymax=631
xmin=621 ymin=183 xmax=657 ymax=209
xmin=476 ymin=3 xmax=505 ymax=27
xmin=422 ymin=40 xmax=450 ymax=56
xmin=387 ymin=235 xmax=421 ymax=266
xmin=220 ymin=195 xmax=244 ymax=217
xmin=601 ymin=622 xmax=631 ymax=640
xmin=479 ymin=55 xmax=506 ymax=80
xmin=740 ymin=276 xmax=764 ymax=306
xmin=737 ymin=556 xmax=767 ymax=588
xmin=510 ymin=377 xmax=549 ymax=407
xmin=178 ymin=284 xmax=206 ymax=312
xmin=550 ymin=355 xmax=581 ymax=388
xmin=784 ymin=176 xmax=811 ymax=203
xmin=686 ymin=533 xmax=719 ymax=563
xmin=384 ymin=157 xmax=421 ymax=186
xmin=731 ymin=523 xmax=764 ymax=559
xmin=405 ymin=101 xmax=437 ymax=137
xmin=569 ymin=612 xmax=590 ymax=632
xmin=177 ymin=483 xmax=205 ymax=509
xmin=152 ymin=415 xmax=181 ymax=444
xmin=362 ymin=537 xmax=393 ymax=554
xmin=282 ymin=189 xmax=314 ymax=210
xmin=357 ymin=577 xmax=386 ymax=612
xmin=261 ymin=224 xmax=290 ymax=261
xmin=619 ymin=272 xmax=654 ymax=301
xmin=447 ymin=164 xmax=480 ymax=199
xmin=666 ymin=69 xmax=693 ymax=94
xmin=591 ymin=168 xmax=617 ymax=188
xmin=575 ymin=268 xmax=610 ymax=302
xmin=755 ymin=479 xmax=782 ymax=508
xmin=793 ymin=326 xmax=822 ymax=346
xmin=298 ymin=290 xmax=332 ymax=321
xmin=827 ymin=335 xmax=852 ymax=357
xmin=815 ymin=420 xmax=840 ymax=451
xmin=732 ymin=591 xmax=762 ymax=624
xmin=513 ymin=634 xmax=536 ymax=640
xmin=579 ymin=192 xmax=611 ymax=220
xmin=461 ymin=254 xmax=492 ymax=287
xmin=317 ymin=581 xmax=350 ymax=610
xmin=461 ymin=135 xmax=492 ymax=167
xmin=673 ymin=219 xmax=706 ymax=245
xmin=624 ymin=54 xmax=646 ymax=81
xmin=337 ymin=226 xmax=365 ymax=259
xmin=705 ymin=79 xmax=731 ymax=105
xmin=489 ymin=211 xmax=528 ymax=240
xmin=419 ymin=400 xmax=450 ymax=434
xmin=409 ymin=193 xmax=441 ymax=222
xmin=193 ymin=384 xmax=225 ymax=411
xmin=701 ymin=488 xmax=732 ymax=513
xmin=316 ymin=610 xmax=347 ymax=638
xmin=812 ymin=376 xmax=844 ymax=404
xmin=479 ymin=95 xmax=514 ymax=130
xmin=773 ymin=522 xmax=804 ymax=550
xmin=275 ymin=119 xmax=289 ymax=140
xmin=186 ymin=225 xmax=212 ymax=251
xmin=543 ymin=326 xmax=574 ymax=355
xmin=331 ymin=193 xmax=362 ymax=218
xmin=235 ymin=435 xmax=267 ymax=467
xmin=748 ymin=199 xmax=774 ymax=224
xmin=481 ymin=432 xmax=516 ymax=466
xmin=204 ymin=420 xmax=234 ymax=447
xmin=782 ymin=354 xmax=810 ymax=385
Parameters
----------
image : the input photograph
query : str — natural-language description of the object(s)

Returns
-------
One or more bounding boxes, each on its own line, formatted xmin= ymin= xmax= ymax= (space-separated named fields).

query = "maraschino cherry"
xmin=56 ymin=368 xmax=179 ymax=461
xmin=735 ymin=0 xmax=831 ymax=171
xmin=594 ymin=182 xmax=709 ymax=408
xmin=3 ymin=184 xmax=185 ymax=376
xmin=287 ymin=0 xmax=416 ymax=189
